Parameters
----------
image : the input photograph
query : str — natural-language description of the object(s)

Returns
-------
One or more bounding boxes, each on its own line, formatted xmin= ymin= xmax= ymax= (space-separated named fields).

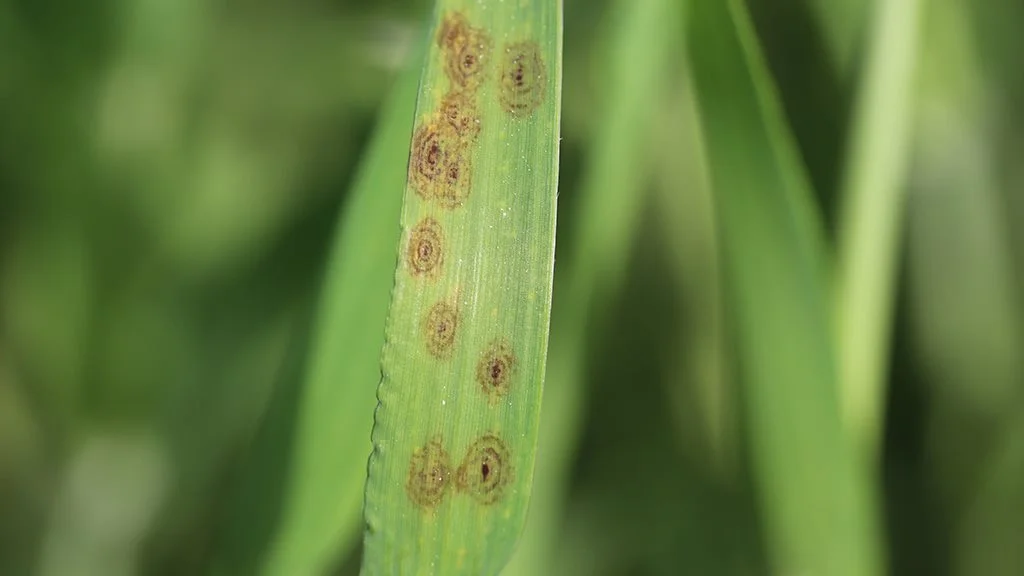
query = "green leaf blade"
xmin=362 ymin=3 xmax=562 ymax=575
xmin=835 ymin=0 xmax=923 ymax=460
xmin=687 ymin=1 xmax=884 ymax=575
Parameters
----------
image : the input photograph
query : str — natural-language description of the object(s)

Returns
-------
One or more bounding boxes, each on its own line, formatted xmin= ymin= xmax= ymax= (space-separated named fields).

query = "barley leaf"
xmin=361 ymin=2 xmax=562 ymax=575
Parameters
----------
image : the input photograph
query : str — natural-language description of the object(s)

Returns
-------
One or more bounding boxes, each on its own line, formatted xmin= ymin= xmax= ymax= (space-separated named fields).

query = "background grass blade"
xmin=258 ymin=56 xmax=422 ymax=576
xmin=361 ymin=2 xmax=562 ymax=574
xmin=835 ymin=0 xmax=923 ymax=461
xmin=909 ymin=2 xmax=1024 ymax=573
xmin=687 ymin=0 xmax=884 ymax=575
xmin=807 ymin=0 xmax=870 ymax=75
xmin=958 ymin=414 xmax=1024 ymax=576
xmin=909 ymin=0 xmax=1021 ymax=424
xmin=655 ymin=76 xmax=737 ymax=483
xmin=502 ymin=0 xmax=680 ymax=572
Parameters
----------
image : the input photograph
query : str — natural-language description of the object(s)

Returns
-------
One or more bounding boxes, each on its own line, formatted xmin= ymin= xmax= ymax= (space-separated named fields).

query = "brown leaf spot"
xmin=439 ymin=92 xmax=481 ymax=140
xmin=456 ymin=433 xmax=513 ymax=505
xmin=406 ymin=218 xmax=444 ymax=277
xmin=423 ymin=301 xmax=459 ymax=358
xmin=408 ymin=119 xmax=472 ymax=206
xmin=406 ymin=439 xmax=451 ymax=509
xmin=436 ymin=11 xmax=468 ymax=50
xmin=498 ymin=41 xmax=546 ymax=117
xmin=437 ymin=12 xmax=492 ymax=92
xmin=475 ymin=340 xmax=516 ymax=401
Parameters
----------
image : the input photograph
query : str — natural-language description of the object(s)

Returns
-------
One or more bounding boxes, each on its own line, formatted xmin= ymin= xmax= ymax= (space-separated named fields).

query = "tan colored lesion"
xmin=422 ymin=301 xmax=460 ymax=359
xmin=455 ymin=433 xmax=514 ymax=505
xmin=498 ymin=41 xmax=547 ymax=117
xmin=439 ymin=91 xmax=481 ymax=141
xmin=406 ymin=438 xmax=452 ymax=509
xmin=408 ymin=119 xmax=472 ymax=206
xmin=475 ymin=339 xmax=517 ymax=402
xmin=437 ymin=11 xmax=493 ymax=93
xmin=406 ymin=217 xmax=445 ymax=277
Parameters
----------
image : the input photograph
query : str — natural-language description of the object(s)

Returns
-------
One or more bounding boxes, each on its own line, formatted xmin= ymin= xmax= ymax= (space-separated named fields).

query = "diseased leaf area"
xmin=362 ymin=4 xmax=560 ymax=575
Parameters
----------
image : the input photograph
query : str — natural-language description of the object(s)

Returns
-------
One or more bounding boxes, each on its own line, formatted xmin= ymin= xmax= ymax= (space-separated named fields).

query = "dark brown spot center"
xmin=426 ymin=142 xmax=441 ymax=166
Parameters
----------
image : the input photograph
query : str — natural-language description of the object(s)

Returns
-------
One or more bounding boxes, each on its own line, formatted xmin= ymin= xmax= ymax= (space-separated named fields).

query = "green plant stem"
xmin=835 ymin=0 xmax=923 ymax=462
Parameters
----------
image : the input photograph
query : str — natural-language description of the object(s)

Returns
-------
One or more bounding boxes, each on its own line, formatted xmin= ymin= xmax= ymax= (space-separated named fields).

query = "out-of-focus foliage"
xmin=0 ymin=0 xmax=1021 ymax=575
xmin=688 ymin=0 xmax=882 ymax=574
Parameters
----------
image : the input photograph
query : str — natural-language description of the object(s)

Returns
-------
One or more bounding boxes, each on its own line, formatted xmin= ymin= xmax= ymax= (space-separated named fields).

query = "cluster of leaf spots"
xmin=405 ymin=434 xmax=513 ymax=509
xmin=401 ymin=11 xmax=538 ymax=512
xmin=455 ymin=433 xmax=513 ymax=505
xmin=475 ymin=340 xmax=516 ymax=403
xmin=408 ymin=121 xmax=472 ymax=207
xmin=407 ymin=12 xmax=489 ymax=209
xmin=405 ymin=439 xmax=452 ymax=508
xmin=422 ymin=301 xmax=459 ymax=359
xmin=498 ymin=41 xmax=546 ymax=117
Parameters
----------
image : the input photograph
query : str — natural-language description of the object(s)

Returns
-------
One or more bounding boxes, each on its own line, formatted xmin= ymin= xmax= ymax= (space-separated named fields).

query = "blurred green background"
xmin=1 ymin=0 xmax=1022 ymax=574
